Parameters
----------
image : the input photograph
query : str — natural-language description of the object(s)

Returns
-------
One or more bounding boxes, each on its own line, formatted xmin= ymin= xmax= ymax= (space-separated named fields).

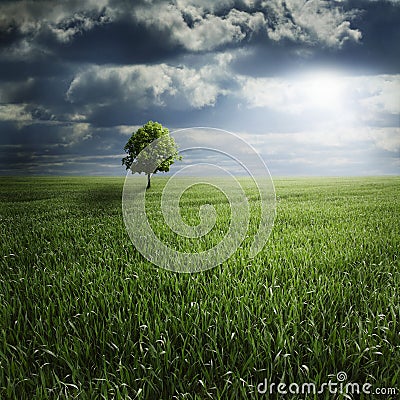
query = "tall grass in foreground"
xmin=0 ymin=176 xmax=399 ymax=399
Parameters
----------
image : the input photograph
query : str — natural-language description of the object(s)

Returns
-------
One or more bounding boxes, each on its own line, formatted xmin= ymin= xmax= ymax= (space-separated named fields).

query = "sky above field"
xmin=0 ymin=0 xmax=399 ymax=176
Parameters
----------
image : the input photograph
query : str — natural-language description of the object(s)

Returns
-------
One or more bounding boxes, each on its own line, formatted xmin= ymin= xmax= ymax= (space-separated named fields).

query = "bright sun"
xmin=301 ymin=72 xmax=345 ymax=111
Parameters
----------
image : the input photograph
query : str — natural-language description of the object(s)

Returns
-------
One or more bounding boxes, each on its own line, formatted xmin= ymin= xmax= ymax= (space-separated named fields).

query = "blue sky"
xmin=0 ymin=0 xmax=399 ymax=176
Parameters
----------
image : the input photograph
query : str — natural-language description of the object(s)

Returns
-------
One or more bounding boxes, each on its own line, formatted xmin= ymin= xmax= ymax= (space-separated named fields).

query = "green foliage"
xmin=0 ymin=176 xmax=399 ymax=399
xmin=122 ymin=121 xmax=180 ymax=176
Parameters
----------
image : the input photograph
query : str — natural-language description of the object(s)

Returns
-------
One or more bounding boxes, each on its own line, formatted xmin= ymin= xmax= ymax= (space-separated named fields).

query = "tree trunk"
xmin=146 ymin=173 xmax=151 ymax=189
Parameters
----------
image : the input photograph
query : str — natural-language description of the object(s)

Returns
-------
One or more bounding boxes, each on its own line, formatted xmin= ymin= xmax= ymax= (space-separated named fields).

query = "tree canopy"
xmin=122 ymin=121 xmax=180 ymax=188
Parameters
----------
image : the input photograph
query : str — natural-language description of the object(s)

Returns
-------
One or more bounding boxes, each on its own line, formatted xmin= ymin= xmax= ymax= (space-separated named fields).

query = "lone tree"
xmin=122 ymin=121 xmax=180 ymax=189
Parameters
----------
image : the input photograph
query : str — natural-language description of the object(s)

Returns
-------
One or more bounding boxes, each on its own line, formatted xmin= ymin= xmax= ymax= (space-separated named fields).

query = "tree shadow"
xmin=76 ymin=183 xmax=123 ymax=215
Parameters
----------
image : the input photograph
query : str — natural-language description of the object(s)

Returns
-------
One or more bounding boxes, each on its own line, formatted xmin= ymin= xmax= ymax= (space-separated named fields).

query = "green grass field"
xmin=1 ymin=176 xmax=399 ymax=399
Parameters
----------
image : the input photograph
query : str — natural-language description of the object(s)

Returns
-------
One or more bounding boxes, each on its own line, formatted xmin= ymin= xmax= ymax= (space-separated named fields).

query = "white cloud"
xmin=234 ymin=125 xmax=399 ymax=175
xmin=291 ymin=0 xmax=362 ymax=47
xmin=367 ymin=127 xmax=400 ymax=152
xmin=255 ymin=127 xmax=399 ymax=152
xmin=65 ymin=122 xmax=92 ymax=145
xmin=66 ymin=56 xmax=232 ymax=109
xmin=175 ymin=0 xmax=235 ymax=13
xmin=262 ymin=0 xmax=361 ymax=47
xmin=239 ymin=77 xmax=302 ymax=113
xmin=0 ymin=104 xmax=32 ymax=123
xmin=133 ymin=4 xmax=265 ymax=51
xmin=49 ymin=11 xmax=113 ymax=43
xmin=0 ymin=0 xmax=115 ymax=51
xmin=238 ymin=73 xmax=400 ymax=125
xmin=355 ymin=75 xmax=400 ymax=115
xmin=132 ymin=0 xmax=361 ymax=50
xmin=0 ymin=0 xmax=362 ymax=56
xmin=0 ymin=0 xmax=112 ymax=28
xmin=117 ymin=125 xmax=143 ymax=136
xmin=238 ymin=72 xmax=352 ymax=116
xmin=66 ymin=64 xmax=174 ymax=107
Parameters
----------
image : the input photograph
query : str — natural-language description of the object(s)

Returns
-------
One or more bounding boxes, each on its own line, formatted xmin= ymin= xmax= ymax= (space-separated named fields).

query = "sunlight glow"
xmin=300 ymin=71 xmax=346 ymax=111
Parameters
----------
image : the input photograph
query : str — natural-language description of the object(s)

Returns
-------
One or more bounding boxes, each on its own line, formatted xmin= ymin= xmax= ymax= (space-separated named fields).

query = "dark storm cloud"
xmin=0 ymin=76 xmax=70 ymax=106
xmin=0 ymin=57 xmax=75 ymax=84
xmin=0 ymin=22 xmax=22 ymax=48
xmin=0 ymin=0 xmax=362 ymax=62
xmin=232 ymin=0 xmax=400 ymax=77
xmin=341 ymin=0 xmax=400 ymax=74
xmin=0 ymin=119 xmax=127 ymax=174
xmin=36 ymin=17 xmax=182 ymax=65
xmin=0 ymin=0 xmax=391 ymax=79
